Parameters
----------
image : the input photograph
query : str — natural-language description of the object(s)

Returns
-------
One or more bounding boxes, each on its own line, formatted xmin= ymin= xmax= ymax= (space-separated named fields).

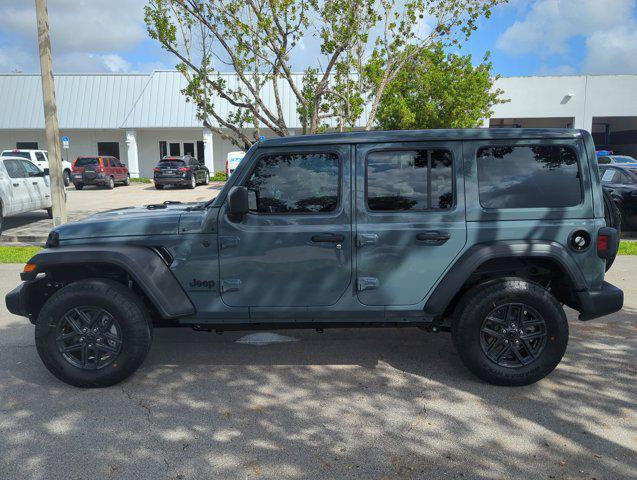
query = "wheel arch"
xmin=21 ymin=246 xmax=195 ymax=321
xmin=424 ymin=241 xmax=586 ymax=319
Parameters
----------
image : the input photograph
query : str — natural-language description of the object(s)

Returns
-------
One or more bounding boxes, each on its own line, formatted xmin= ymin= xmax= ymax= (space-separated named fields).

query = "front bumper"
xmin=6 ymin=282 xmax=29 ymax=318
xmin=577 ymin=281 xmax=624 ymax=321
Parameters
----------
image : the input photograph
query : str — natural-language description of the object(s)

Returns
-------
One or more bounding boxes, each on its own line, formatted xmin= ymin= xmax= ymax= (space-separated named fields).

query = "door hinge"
xmin=357 ymin=233 xmax=379 ymax=248
xmin=219 ymin=236 xmax=240 ymax=250
xmin=220 ymin=278 xmax=242 ymax=293
xmin=357 ymin=277 xmax=379 ymax=291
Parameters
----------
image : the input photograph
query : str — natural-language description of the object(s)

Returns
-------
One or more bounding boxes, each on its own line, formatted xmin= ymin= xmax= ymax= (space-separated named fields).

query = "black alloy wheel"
xmin=479 ymin=303 xmax=547 ymax=368
xmin=55 ymin=306 xmax=123 ymax=370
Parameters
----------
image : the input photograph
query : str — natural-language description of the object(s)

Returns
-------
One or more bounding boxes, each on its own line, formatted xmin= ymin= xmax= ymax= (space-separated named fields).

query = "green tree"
xmin=145 ymin=0 xmax=505 ymax=149
xmin=373 ymin=45 xmax=507 ymax=130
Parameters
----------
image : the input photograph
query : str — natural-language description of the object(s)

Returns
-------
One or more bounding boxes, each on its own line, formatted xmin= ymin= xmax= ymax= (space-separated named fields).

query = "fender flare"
xmin=23 ymin=246 xmax=195 ymax=319
xmin=423 ymin=241 xmax=586 ymax=317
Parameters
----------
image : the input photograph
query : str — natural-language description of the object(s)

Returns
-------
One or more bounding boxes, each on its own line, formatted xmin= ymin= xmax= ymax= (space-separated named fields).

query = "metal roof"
xmin=0 ymin=73 xmax=148 ymax=129
xmin=260 ymin=128 xmax=584 ymax=146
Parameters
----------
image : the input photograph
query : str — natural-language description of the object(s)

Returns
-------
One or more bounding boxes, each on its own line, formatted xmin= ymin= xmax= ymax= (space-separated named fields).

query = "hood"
xmin=51 ymin=202 xmax=203 ymax=241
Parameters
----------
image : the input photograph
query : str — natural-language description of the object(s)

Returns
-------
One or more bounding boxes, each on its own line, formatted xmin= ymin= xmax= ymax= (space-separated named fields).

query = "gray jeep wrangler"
xmin=6 ymin=129 xmax=623 ymax=388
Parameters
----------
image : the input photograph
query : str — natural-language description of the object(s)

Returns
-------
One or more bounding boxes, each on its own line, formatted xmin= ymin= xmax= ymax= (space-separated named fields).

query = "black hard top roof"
xmin=259 ymin=128 xmax=585 ymax=147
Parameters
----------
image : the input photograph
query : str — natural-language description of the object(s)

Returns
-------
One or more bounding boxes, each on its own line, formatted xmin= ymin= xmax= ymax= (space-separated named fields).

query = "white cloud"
xmin=584 ymin=27 xmax=637 ymax=74
xmin=496 ymin=0 xmax=637 ymax=74
xmin=496 ymin=0 xmax=635 ymax=56
xmin=0 ymin=0 xmax=148 ymax=72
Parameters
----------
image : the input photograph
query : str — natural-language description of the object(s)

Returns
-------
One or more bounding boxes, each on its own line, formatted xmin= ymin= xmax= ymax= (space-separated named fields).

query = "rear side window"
xmin=75 ymin=157 xmax=99 ymax=167
xmin=366 ymin=149 xmax=453 ymax=211
xmin=477 ymin=145 xmax=581 ymax=209
xmin=245 ymin=152 xmax=340 ymax=213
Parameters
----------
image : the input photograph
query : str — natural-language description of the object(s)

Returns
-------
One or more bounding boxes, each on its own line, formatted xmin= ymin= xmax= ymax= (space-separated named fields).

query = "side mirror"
xmin=227 ymin=186 xmax=249 ymax=220
xmin=43 ymin=168 xmax=50 ymax=176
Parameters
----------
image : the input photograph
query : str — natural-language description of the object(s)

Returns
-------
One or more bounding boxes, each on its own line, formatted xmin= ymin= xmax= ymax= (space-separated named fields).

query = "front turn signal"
xmin=23 ymin=263 xmax=36 ymax=273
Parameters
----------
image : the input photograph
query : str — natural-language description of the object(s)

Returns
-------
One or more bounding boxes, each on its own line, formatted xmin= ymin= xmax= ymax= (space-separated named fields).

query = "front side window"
xmin=477 ymin=145 xmax=581 ymax=209
xmin=21 ymin=160 xmax=41 ymax=177
xmin=245 ymin=152 xmax=340 ymax=214
xmin=366 ymin=149 xmax=453 ymax=211
xmin=3 ymin=160 xmax=25 ymax=178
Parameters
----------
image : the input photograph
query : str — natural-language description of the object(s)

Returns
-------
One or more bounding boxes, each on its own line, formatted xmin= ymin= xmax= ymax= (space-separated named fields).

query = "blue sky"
xmin=1 ymin=0 xmax=636 ymax=76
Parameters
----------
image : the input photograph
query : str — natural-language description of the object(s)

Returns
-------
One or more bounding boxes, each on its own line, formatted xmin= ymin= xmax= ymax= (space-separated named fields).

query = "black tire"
xmin=0 ymin=201 xmax=3 ymax=236
xmin=106 ymin=176 xmax=115 ymax=190
xmin=203 ymin=170 xmax=210 ymax=185
xmin=188 ymin=175 xmax=196 ymax=189
xmin=451 ymin=278 xmax=568 ymax=386
xmin=35 ymin=279 xmax=152 ymax=388
xmin=123 ymin=175 xmax=130 ymax=186
xmin=46 ymin=207 xmax=53 ymax=219
xmin=74 ymin=183 xmax=84 ymax=190
xmin=602 ymin=187 xmax=620 ymax=271
xmin=154 ymin=183 xmax=164 ymax=190
xmin=63 ymin=170 xmax=71 ymax=187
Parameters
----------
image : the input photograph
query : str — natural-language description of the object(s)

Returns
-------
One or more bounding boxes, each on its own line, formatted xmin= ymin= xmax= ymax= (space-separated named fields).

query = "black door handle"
xmin=32 ymin=181 xmax=38 ymax=185
xmin=416 ymin=231 xmax=451 ymax=245
xmin=12 ymin=182 xmax=19 ymax=187
xmin=311 ymin=234 xmax=345 ymax=243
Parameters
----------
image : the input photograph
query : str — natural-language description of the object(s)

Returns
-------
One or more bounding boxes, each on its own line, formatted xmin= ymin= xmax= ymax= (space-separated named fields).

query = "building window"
xmin=97 ymin=142 xmax=120 ymax=159
xmin=159 ymin=141 xmax=167 ymax=159
xmin=169 ymin=143 xmax=181 ymax=156
xmin=366 ymin=149 xmax=453 ymax=211
xmin=16 ymin=142 xmax=38 ymax=149
xmin=183 ymin=142 xmax=195 ymax=157
xmin=477 ymin=145 xmax=581 ymax=209
xmin=196 ymin=141 xmax=205 ymax=163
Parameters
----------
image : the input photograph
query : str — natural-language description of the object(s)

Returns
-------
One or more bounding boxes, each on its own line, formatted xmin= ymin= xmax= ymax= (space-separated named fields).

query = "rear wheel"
xmin=62 ymin=170 xmax=71 ymax=187
xmin=74 ymin=183 xmax=84 ymax=190
xmin=46 ymin=207 xmax=53 ymax=219
xmin=35 ymin=279 xmax=152 ymax=388
xmin=154 ymin=183 xmax=164 ymax=190
xmin=452 ymin=278 xmax=568 ymax=386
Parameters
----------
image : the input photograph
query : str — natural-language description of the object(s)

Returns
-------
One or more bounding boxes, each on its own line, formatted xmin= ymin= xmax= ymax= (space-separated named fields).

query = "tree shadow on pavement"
xmin=1 ymin=306 xmax=635 ymax=480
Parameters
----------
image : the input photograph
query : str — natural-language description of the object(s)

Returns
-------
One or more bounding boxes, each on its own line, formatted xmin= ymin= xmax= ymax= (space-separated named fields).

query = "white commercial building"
xmin=1 ymin=71 xmax=637 ymax=177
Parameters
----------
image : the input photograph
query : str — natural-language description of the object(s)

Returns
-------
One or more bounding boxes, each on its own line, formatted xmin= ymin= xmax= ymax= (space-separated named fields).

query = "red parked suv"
xmin=72 ymin=156 xmax=130 ymax=190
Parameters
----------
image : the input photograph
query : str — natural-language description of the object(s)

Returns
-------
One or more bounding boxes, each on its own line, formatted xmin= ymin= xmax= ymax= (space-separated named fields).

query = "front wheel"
xmin=35 ymin=279 xmax=152 ymax=388
xmin=106 ymin=176 xmax=115 ymax=190
xmin=451 ymin=278 xmax=568 ymax=386
xmin=123 ymin=175 xmax=130 ymax=186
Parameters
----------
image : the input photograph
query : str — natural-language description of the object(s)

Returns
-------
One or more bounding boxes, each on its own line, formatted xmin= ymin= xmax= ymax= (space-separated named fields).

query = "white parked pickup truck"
xmin=1 ymin=149 xmax=72 ymax=186
xmin=0 ymin=155 xmax=53 ymax=234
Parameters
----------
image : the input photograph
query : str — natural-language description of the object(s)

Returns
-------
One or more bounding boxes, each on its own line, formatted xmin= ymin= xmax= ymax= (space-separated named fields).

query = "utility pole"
xmin=35 ymin=0 xmax=67 ymax=225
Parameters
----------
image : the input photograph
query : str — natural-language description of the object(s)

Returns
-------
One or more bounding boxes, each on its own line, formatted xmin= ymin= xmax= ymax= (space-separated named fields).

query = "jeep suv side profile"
xmin=5 ymin=129 xmax=623 ymax=388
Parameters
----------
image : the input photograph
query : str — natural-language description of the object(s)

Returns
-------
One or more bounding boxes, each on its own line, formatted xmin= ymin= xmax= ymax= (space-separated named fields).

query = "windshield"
xmin=1 ymin=151 xmax=30 ymax=159
xmin=611 ymin=155 xmax=637 ymax=163
xmin=75 ymin=157 xmax=99 ymax=166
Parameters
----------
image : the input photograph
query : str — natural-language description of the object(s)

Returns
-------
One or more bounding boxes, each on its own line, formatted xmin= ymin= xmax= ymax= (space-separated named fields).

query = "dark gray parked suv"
xmin=6 ymin=129 xmax=623 ymax=388
xmin=153 ymin=155 xmax=209 ymax=189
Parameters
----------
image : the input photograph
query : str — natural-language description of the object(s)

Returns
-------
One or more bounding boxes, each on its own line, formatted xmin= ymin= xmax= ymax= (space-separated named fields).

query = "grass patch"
xmin=0 ymin=246 xmax=43 ymax=263
xmin=129 ymin=177 xmax=152 ymax=183
xmin=618 ymin=240 xmax=637 ymax=255
xmin=210 ymin=172 xmax=228 ymax=182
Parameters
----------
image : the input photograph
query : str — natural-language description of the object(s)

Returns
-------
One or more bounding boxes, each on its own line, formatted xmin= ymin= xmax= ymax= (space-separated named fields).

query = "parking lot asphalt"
xmin=0 ymin=259 xmax=635 ymax=479
xmin=1 ymin=182 xmax=224 ymax=243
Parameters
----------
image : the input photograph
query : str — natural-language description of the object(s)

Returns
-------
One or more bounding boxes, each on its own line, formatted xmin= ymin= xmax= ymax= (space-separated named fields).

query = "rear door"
xmin=21 ymin=159 xmax=49 ymax=209
xmin=355 ymin=141 xmax=466 ymax=306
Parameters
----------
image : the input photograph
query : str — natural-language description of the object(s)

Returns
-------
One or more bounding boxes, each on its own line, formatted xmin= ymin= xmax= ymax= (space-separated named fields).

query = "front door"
xmin=218 ymin=145 xmax=352 ymax=308
xmin=1 ymin=159 xmax=29 ymax=214
xmin=21 ymin=159 xmax=48 ymax=209
xmin=355 ymin=142 xmax=467 ymax=306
